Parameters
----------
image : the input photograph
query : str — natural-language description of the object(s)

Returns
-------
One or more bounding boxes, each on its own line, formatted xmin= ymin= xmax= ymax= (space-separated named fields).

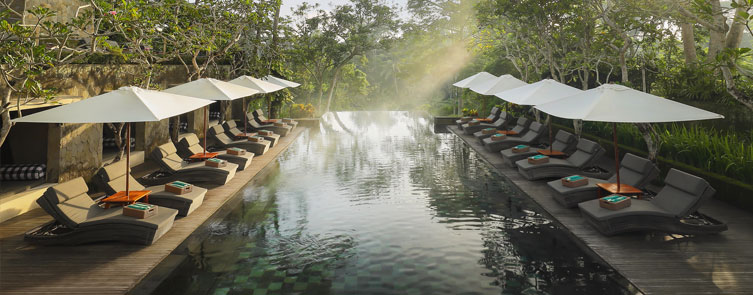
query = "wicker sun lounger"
xmin=473 ymin=117 xmax=530 ymax=142
xmin=25 ymin=177 xmax=178 ymax=245
xmin=515 ymin=139 xmax=605 ymax=180
xmin=482 ymin=121 xmax=546 ymax=153
xmin=223 ymin=120 xmax=279 ymax=148
xmin=463 ymin=111 xmax=512 ymax=135
xmin=96 ymin=160 xmax=207 ymax=216
xmin=579 ymin=168 xmax=728 ymax=235
xmin=177 ymin=133 xmax=253 ymax=170
xmin=208 ymin=125 xmax=270 ymax=155
xmin=547 ymin=153 xmax=659 ymax=208
xmin=500 ymin=130 xmax=577 ymax=167
xmin=456 ymin=106 xmax=501 ymax=130
xmin=150 ymin=141 xmax=238 ymax=185
xmin=245 ymin=113 xmax=292 ymax=136
xmin=252 ymin=109 xmax=297 ymax=129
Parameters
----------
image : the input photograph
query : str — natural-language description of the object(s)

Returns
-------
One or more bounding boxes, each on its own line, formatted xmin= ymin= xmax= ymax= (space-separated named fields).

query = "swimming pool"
xmin=142 ymin=112 xmax=639 ymax=294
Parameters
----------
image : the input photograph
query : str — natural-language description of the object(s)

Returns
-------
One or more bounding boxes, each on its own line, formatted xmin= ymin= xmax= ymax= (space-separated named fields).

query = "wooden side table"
xmin=235 ymin=132 xmax=257 ymax=139
xmin=101 ymin=190 xmax=151 ymax=208
xmin=189 ymin=152 xmax=219 ymax=160
xmin=497 ymin=130 xmax=518 ymax=136
xmin=596 ymin=183 xmax=643 ymax=199
xmin=537 ymin=149 xmax=566 ymax=157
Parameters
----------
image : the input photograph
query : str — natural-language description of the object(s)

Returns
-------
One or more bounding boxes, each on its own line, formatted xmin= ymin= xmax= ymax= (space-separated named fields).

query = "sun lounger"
xmin=252 ymin=109 xmax=297 ymax=129
xmin=245 ymin=113 xmax=292 ymax=136
xmin=482 ymin=121 xmax=546 ymax=153
xmin=95 ymin=160 xmax=207 ymax=216
xmin=459 ymin=106 xmax=502 ymax=130
xmin=579 ymin=168 xmax=728 ymax=235
xmin=500 ymin=130 xmax=577 ymax=167
xmin=547 ymin=153 xmax=659 ymax=208
xmin=150 ymin=141 xmax=238 ymax=185
xmin=516 ymin=139 xmax=605 ymax=180
xmin=463 ymin=111 xmax=512 ymax=135
xmin=473 ymin=117 xmax=530 ymax=142
xmin=208 ymin=125 xmax=270 ymax=155
xmin=25 ymin=177 xmax=178 ymax=245
xmin=177 ymin=133 xmax=253 ymax=170
xmin=223 ymin=120 xmax=279 ymax=148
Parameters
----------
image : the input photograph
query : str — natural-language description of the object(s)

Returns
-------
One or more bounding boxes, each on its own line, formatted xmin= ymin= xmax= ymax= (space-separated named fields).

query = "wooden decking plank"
xmin=449 ymin=126 xmax=753 ymax=294
xmin=0 ymin=127 xmax=306 ymax=295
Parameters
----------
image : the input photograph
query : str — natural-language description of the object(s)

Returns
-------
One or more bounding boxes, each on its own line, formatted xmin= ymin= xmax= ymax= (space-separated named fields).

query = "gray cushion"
xmin=651 ymin=169 xmax=713 ymax=217
xmin=551 ymin=130 xmax=576 ymax=151
xmin=579 ymin=198 xmax=673 ymax=221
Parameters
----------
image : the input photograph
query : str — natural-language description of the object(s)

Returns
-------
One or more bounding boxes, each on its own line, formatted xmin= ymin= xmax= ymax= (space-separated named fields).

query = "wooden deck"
xmin=449 ymin=126 xmax=753 ymax=294
xmin=0 ymin=127 xmax=306 ymax=295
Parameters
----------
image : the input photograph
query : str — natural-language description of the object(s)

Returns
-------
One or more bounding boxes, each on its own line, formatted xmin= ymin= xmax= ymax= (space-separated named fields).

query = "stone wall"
xmin=46 ymin=123 xmax=102 ymax=183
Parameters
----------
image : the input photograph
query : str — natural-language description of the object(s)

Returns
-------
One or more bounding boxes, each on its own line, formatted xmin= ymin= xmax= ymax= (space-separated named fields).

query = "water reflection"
xmin=150 ymin=112 xmax=638 ymax=295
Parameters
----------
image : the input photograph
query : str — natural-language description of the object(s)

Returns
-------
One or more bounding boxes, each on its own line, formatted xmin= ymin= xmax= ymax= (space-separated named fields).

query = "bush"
xmin=290 ymin=103 xmax=315 ymax=118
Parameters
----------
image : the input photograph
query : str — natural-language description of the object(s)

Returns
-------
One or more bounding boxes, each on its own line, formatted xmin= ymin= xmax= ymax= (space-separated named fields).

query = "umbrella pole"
xmin=613 ymin=122 xmax=621 ymax=191
xmin=203 ymin=105 xmax=208 ymax=155
xmin=125 ymin=122 xmax=130 ymax=196
xmin=243 ymin=97 xmax=247 ymax=134
xmin=548 ymin=115 xmax=553 ymax=152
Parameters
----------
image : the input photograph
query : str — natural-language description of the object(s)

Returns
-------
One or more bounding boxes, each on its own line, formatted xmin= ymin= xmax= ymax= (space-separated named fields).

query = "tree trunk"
xmin=170 ymin=116 xmax=180 ymax=143
xmin=316 ymin=83 xmax=324 ymax=112
xmin=325 ymin=68 xmax=341 ymax=113
xmin=0 ymin=90 xmax=12 ymax=148
xmin=635 ymin=123 xmax=658 ymax=161
xmin=707 ymin=0 xmax=726 ymax=59
xmin=680 ymin=22 xmax=698 ymax=65
xmin=724 ymin=6 xmax=748 ymax=50
xmin=618 ymin=49 xmax=628 ymax=83
xmin=107 ymin=123 xmax=125 ymax=162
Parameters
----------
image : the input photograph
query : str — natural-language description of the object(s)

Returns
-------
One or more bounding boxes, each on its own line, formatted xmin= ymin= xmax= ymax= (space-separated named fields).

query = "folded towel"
xmin=564 ymin=175 xmax=584 ymax=182
xmin=514 ymin=145 xmax=528 ymax=149
xmin=530 ymin=155 xmax=547 ymax=160
xmin=602 ymin=195 xmax=628 ymax=203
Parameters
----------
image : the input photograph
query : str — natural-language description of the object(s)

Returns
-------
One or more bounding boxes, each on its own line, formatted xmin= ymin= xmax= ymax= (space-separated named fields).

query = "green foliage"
xmin=290 ymin=103 xmax=316 ymax=118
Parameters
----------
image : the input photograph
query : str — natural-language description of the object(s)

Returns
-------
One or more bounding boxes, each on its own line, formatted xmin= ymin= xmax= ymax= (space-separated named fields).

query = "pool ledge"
xmin=448 ymin=126 xmax=753 ymax=295
xmin=0 ymin=127 xmax=306 ymax=295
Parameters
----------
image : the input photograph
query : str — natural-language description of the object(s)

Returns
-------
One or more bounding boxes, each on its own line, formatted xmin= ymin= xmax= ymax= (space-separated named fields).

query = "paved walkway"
xmin=0 ymin=127 xmax=305 ymax=295
xmin=449 ymin=126 xmax=753 ymax=295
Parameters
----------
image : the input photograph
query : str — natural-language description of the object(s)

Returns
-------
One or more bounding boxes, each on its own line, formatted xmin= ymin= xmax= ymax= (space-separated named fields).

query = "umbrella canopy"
xmin=228 ymin=76 xmax=285 ymax=93
xmin=469 ymin=74 xmax=528 ymax=95
xmin=12 ymin=86 xmax=213 ymax=197
xmin=164 ymin=78 xmax=259 ymax=100
xmin=535 ymin=83 xmax=723 ymax=190
xmin=12 ymin=86 xmax=213 ymax=123
xmin=494 ymin=79 xmax=582 ymax=106
xmin=263 ymin=75 xmax=300 ymax=88
xmin=452 ymin=72 xmax=497 ymax=89
xmin=534 ymin=84 xmax=724 ymax=123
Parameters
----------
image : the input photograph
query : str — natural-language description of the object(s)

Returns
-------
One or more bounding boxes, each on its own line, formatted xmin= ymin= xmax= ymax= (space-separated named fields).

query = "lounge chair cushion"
xmin=50 ymin=177 xmax=89 ymax=204
xmin=552 ymin=131 xmax=576 ymax=151
xmin=579 ymin=198 xmax=673 ymax=221
xmin=613 ymin=153 xmax=655 ymax=185
xmin=56 ymin=195 xmax=98 ymax=228
xmin=183 ymin=133 xmax=201 ymax=147
xmin=651 ymin=169 xmax=713 ymax=217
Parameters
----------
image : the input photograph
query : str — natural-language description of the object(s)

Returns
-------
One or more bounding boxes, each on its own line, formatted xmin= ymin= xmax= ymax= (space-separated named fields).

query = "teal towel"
xmin=602 ymin=195 xmax=627 ymax=203
xmin=530 ymin=155 xmax=547 ymax=160
xmin=493 ymin=134 xmax=504 ymax=137
xmin=564 ymin=175 xmax=584 ymax=182
xmin=515 ymin=145 xmax=528 ymax=149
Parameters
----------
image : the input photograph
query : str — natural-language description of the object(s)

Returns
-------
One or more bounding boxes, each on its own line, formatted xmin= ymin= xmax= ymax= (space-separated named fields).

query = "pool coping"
xmin=0 ymin=127 xmax=307 ymax=295
xmin=448 ymin=125 xmax=753 ymax=295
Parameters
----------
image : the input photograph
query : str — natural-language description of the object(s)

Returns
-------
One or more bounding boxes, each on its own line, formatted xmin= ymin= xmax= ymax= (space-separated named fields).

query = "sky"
xmin=280 ymin=0 xmax=408 ymax=17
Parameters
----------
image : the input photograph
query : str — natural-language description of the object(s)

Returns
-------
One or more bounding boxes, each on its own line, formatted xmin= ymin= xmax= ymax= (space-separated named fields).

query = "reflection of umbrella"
xmin=535 ymin=84 xmax=724 ymax=189
xmin=263 ymin=75 xmax=300 ymax=88
xmin=452 ymin=72 xmax=497 ymax=88
xmin=494 ymin=79 xmax=583 ymax=151
xmin=228 ymin=76 xmax=285 ymax=135
xmin=12 ymin=86 xmax=212 ymax=195
xmin=164 ymin=78 xmax=259 ymax=156
xmin=469 ymin=74 xmax=527 ymax=95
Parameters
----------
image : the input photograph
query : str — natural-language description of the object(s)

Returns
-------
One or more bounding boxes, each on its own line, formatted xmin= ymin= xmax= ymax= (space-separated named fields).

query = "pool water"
xmin=146 ymin=112 xmax=639 ymax=295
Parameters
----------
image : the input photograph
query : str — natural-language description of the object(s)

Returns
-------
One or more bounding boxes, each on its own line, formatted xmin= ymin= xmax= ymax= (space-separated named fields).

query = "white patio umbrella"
xmin=535 ymin=84 xmax=724 ymax=189
xmin=228 ymin=76 xmax=285 ymax=134
xmin=452 ymin=72 xmax=497 ymax=88
xmin=12 ymin=86 xmax=213 ymax=196
xmin=469 ymin=74 xmax=527 ymax=95
xmin=263 ymin=75 xmax=300 ymax=88
xmin=494 ymin=79 xmax=583 ymax=152
xmin=164 ymin=78 xmax=259 ymax=156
